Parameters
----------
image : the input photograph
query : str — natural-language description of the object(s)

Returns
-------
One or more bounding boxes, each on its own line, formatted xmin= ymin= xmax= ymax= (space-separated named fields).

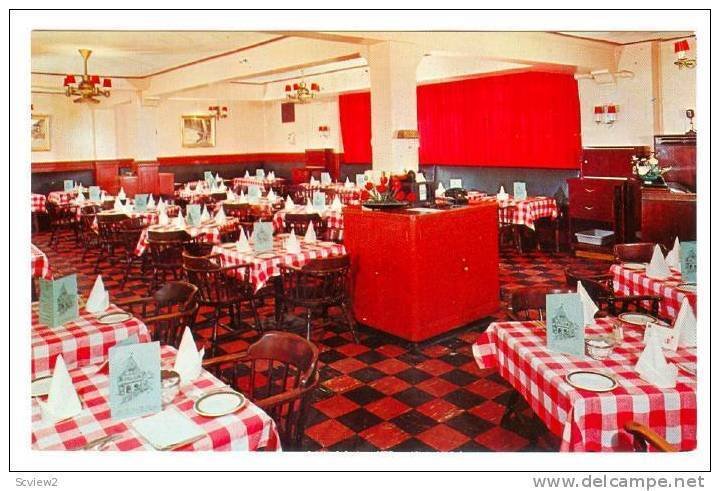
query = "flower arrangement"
xmin=360 ymin=175 xmax=416 ymax=204
xmin=632 ymin=154 xmax=672 ymax=184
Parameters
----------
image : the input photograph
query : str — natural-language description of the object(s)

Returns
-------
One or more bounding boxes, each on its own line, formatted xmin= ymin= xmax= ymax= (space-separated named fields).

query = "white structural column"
xmin=367 ymin=42 xmax=423 ymax=174
xmin=119 ymin=92 xmax=159 ymax=161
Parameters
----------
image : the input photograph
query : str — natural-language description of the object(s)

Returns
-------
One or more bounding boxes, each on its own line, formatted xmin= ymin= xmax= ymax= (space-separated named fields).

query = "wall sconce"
xmin=318 ymin=125 xmax=330 ymax=138
xmin=208 ymin=105 xmax=228 ymax=120
xmin=674 ymin=40 xmax=696 ymax=69
xmin=593 ymin=104 xmax=618 ymax=126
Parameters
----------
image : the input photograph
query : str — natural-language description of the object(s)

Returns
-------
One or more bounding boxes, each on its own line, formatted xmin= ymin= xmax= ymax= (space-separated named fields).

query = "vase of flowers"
xmin=360 ymin=175 xmax=416 ymax=210
xmin=632 ymin=154 xmax=672 ymax=186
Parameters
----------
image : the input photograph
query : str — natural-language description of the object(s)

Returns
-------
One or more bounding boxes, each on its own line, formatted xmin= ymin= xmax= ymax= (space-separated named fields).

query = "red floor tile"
xmin=305 ymin=419 xmax=355 ymax=448
xmin=416 ymin=358 xmax=454 ymax=376
xmin=365 ymin=396 xmax=411 ymax=420
xmin=329 ymin=357 xmax=367 ymax=374
xmin=322 ymin=374 xmax=363 ymax=394
xmin=359 ymin=422 xmax=410 ymax=450
xmin=474 ymin=426 xmax=529 ymax=451
xmin=416 ymin=377 xmax=461 ymax=398
xmin=373 ymin=358 xmax=411 ymax=375
xmin=469 ymin=400 xmax=508 ymax=425
xmin=416 ymin=424 xmax=470 ymax=451
xmin=313 ymin=395 xmax=360 ymax=419
xmin=369 ymin=376 xmax=412 ymax=395
xmin=416 ymin=399 xmax=463 ymax=423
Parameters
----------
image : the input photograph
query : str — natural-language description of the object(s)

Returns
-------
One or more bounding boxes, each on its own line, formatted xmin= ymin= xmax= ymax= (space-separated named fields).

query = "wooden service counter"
xmin=343 ymin=203 xmax=500 ymax=343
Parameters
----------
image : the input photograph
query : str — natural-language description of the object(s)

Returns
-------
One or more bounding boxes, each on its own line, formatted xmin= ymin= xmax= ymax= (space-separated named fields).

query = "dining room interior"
xmin=22 ymin=19 xmax=706 ymax=464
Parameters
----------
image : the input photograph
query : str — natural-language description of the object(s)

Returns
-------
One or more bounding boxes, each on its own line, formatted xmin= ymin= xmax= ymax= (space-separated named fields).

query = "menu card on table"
xmin=89 ymin=186 xmax=101 ymax=201
xmin=204 ymin=171 xmax=214 ymax=185
xmin=247 ymin=185 xmax=261 ymax=204
xmin=252 ymin=222 xmax=274 ymax=252
xmin=513 ymin=182 xmax=527 ymax=200
xmin=449 ymin=178 xmax=463 ymax=189
xmin=313 ymin=191 xmax=327 ymax=212
xmin=256 ymin=169 xmax=265 ymax=179
xmin=680 ymin=241 xmax=697 ymax=283
xmin=186 ymin=204 xmax=201 ymax=227
xmin=63 ymin=180 xmax=74 ymax=192
xmin=109 ymin=341 xmax=162 ymax=420
xmin=39 ymin=274 xmax=79 ymax=328
xmin=356 ymin=174 xmax=368 ymax=189
xmin=134 ymin=194 xmax=148 ymax=212
xmin=546 ymin=293 xmax=585 ymax=357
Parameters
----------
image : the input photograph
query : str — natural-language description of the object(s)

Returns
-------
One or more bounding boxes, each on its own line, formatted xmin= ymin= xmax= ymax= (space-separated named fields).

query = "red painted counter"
xmin=343 ymin=204 xmax=499 ymax=342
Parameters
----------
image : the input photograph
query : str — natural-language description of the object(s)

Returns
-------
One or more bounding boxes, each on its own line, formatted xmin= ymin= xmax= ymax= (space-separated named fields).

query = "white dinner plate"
xmin=676 ymin=283 xmax=697 ymax=293
xmin=622 ymin=262 xmax=646 ymax=271
xmin=565 ymin=370 xmax=618 ymax=392
xmin=194 ymin=390 xmax=246 ymax=417
xmin=96 ymin=312 xmax=133 ymax=325
xmin=618 ymin=312 xmax=657 ymax=326
xmin=31 ymin=375 xmax=53 ymax=397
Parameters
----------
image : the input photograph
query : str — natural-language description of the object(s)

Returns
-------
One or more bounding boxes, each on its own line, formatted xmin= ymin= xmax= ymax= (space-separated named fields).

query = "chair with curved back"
xmin=507 ymin=287 xmax=576 ymax=321
xmin=182 ymin=253 xmax=262 ymax=356
xmin=223 ymin=203 xmax=254 ymax=231
xmin=614 ymin=243 xmax=667 ymax=263
xmin=564 ymin=268 xmax=662 ymax=319
xmin=283 ymin=213 xmax=326 ymax=238
xmin=146 ymin=229 xmax=192 ymax=292
xmin=94 ymin=212 xmax=131 ymax=273
xmin=624 ymin=421 xmax=677 ymax=452
xmin=498 ymin=204 xmax=522 ymax=254
xmin=116 ymin=281 xmax=199 ymax=348
xmin=77 ymin=204 xmax=102 ymax=261
xmin=276 ymin=255 xmax=358 ymax=342
xmin=46 ymin=200 xmax=78 ymax=248
xmin=117 ymin=216 xmax=149 ymax=288
xmin=202 ymin=331 xmax=320 ymax=450
xmin=183 ymin=242 xmax=216 ymax=258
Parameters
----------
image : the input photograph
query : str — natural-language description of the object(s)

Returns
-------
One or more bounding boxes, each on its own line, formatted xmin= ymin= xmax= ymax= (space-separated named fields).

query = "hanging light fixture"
xmin=285 ymin=76 xmax=319 ymax=104
xmin=673 ymin=40 xmax=696 ymax=69
xmin=63 ymin=49 xmax=111 ymax=104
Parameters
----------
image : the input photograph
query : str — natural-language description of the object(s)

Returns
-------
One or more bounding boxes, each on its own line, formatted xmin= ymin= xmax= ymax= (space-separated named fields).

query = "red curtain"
xmin=337 ymin=71 xmax=581 ymax=169
xmin=416 ymin=71 xmax=581 ymax=168
xmin=338 ymin=92 xmax=372 ymax=164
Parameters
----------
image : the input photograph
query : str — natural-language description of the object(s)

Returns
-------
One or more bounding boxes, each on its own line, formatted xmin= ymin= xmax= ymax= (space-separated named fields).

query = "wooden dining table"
xmin=473 ymin=317 xmax=697 ymax=451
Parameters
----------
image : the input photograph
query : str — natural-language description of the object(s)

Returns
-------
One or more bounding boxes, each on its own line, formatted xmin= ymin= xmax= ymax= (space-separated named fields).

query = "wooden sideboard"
xmin=641 ymin=188 xmax=696 ymax=249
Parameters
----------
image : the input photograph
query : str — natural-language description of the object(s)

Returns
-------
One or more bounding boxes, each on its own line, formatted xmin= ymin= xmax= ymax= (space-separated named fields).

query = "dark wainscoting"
xmin=31 ymin=170 xmax=95 ymax=195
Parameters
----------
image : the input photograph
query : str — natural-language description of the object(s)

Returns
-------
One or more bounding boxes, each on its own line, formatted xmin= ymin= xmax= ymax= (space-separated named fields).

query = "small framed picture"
xmin=181 ymin=115 xmax=215 ymax=148
xmin=31 ymin=114 xmax=51 ymax=151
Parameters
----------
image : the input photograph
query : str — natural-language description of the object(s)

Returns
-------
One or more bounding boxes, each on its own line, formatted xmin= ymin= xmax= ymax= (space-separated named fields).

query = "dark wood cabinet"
xmin=581 ymin=146 xmax=646 ymax=178
xmin=305 ymin=148 xmax=340 ymax=181
xmin=641 ymin=188 xmax=696 ymax=249
xmin=654 ymin=134 xmax=696 ymax=191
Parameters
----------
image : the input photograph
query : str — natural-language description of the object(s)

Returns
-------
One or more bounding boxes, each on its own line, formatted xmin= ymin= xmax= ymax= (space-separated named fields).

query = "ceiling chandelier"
xmin=284 ymin=80 xmax=319 ymax=104
xmin=63 ymin=49 xmax=112 ymax=104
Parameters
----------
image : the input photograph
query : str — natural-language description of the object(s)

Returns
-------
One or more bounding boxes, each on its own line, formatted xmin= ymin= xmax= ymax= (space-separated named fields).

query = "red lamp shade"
xmin=606 ymin=105 xmax=617 ymax=114
xmin=90 ymin=75 xmax=100 ymax=84
xmin=66 ymin=74 xmax=76 ymax=84
xmin=293 ymin=83 xmax=299 ymax=90
xmin=63 ymin=76 xmax=70 ymax=86
xmin=221 ymin=106 xmax=227 ymax=112
xmin=674 ymin=40 xmax=691 ymax=53
xmin=102 ymin=78 xmax=112 ymax=88
xmin=594 ymin=105 xmax=604 ymax=114
xmin=310 ymin=83 xmax=320 ymax=92
xmin=285 ymin=84 xmax=291 ymax=92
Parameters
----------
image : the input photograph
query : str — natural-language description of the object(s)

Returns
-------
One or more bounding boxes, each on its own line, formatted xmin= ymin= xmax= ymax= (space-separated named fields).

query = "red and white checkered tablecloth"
xmin=47 ymin=190 xmax=79 ymax=205
xmin=90 ymin=210 xmax=160 ymax=232
xmin=212 ymin=237 xmax=347 ymax=292
xmin=31 ymin=244 xmax=52 ymax=280
xmin=473 ymin=318 xmax=697 ymax=452
xmin=299 ymin=183 xmax=360 ymax=204
xmin=31 ymin=346 xmax=281 ymax=451
xmin=473 ymin=196 xmax=557 ymax=230
xmin=272 ymin=208 xmax=344 ymax=233
xmin=232 ymin=177 xmax=285 ymax=190
xmin=31 ymin=193 xmax=47 ymax=213
xmin=134 ymin=219 xmax=239 ymax=256
xmin=31 ymin=304 xmax=151 ymax=377
xmin=611 ymin=264 xmax=697 ymax=322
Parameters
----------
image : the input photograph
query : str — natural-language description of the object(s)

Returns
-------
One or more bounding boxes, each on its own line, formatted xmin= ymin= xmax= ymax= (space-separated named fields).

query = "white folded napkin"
xmin=644 ymin=322 xmax=679 ymax=352
xmin=173 ymin=211 xmax=186 ymax=228
xmin=646 ymin=244 xmax=672 ymax=279
xmin=100 ymin=190 xmax=107 ymax=200
xmin=113 ymin=196 xmax=123 ymax=211
xmin=147 ymin=195 xmax=156 ymax=209
xmin=285 ymin=229 xmax=301 ymax=254
xmin=416 ymin=173 xmax=426 ymax=183
xmin=173 ymin=327 xmax=205 ymax=385
xmin=118 ymin=187 xmax=126 ymax=200
xmin=305 ymin=202 xmax=316 ymax=213
xmin=665 ymin=237 xmax=681 ymax=271
xmin=132 ymin=407 xmax=205 ymax=451
xmin=226 ymin=189 xmax=236 ymax=201
xmin=310 ymin=176 xmax=318 ymax=186
xmin=238 ymin=191 xmax=248 ymax=204
xmin=124 ymin=202 xmax=133 ymax=214
xmin=577 ymin=281 xmax=599 ymax=325
xmin=304 ymin=221 xmax=317 ymax=243
xmin=214 ymin=172 xmax=220 ymax=183
xmin=344 ymin=177 xmax=353 ymax=188
xmin=244 ymin=170 xmax=250 ymax=178
xmin=38 ymin=356 xmax=83 ymax=423
xmin=497 ymin=185 xmax=509 ymax=201
xmin=235 ymin=228 xmax=251 ymax=253
xmin=158 ymin=208 xmax=169 ymax=226
xmin=330 ymin=195 xmax=343 ymax=212
xmin=218 ymin=183 xmax=227 ymax=191
xmin=436 ymin=182 xmax=446 ymax=197
xmin=215 ymin=205 xmax=226 ymax=224
xmin=284 ymin=196 xmax=295 ymax=211
xmin=267 ymin=189 xmax=277 ymax=202
xmin=210 ymin=184 xmax=218 ymax=193
xmin=200 ymin=205 xmax=210 ymax=223
xmin=635 ymin=331 xmax=678 ymax=388
xmin=157 ymin=196 xmax=165 ymax=208
xmin=86 ymin=275 xmax=109 ymax=314
xmin=674 ymin=298 xmax=696 ymax=348
xmin=268 ymin=171 xmax=275 ymax=180
xmin=184 ymin=183 xmax=191 ymax=192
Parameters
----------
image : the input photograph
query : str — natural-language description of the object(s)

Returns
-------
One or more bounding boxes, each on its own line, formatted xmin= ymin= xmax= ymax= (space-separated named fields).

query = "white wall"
xmin=261 ymin=97 xmax=341 ymax=153
xmin=31 ymin=93 xmax=96 ymax=162
xmin=661 ymin=38 xmax=696 ymax=135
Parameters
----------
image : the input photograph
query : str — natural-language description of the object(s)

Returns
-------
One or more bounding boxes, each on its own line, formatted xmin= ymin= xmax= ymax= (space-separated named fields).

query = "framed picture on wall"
xmin=31 ymin=114 xmax=51 ymax=151
xmin=181 ymin=115 xmax=215 ymax=148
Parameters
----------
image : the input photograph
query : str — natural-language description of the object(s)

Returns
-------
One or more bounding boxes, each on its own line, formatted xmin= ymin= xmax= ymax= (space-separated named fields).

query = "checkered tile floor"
xmin=32 ymin=228 xmax=607 ymax=451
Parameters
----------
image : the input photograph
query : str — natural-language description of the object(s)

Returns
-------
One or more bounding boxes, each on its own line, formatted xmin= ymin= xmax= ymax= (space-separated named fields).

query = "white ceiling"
xmin=31 ymin=31 xmax=280 ymax=77
xmin=556 ymin=31 xmax=694 ymax=45
xmin=233 ymin=57 xmax=368 ymax=84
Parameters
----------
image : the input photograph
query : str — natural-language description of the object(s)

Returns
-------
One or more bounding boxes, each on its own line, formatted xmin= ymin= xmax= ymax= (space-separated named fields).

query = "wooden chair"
xmin=77 ymin=204 xmax=102 ymax=261
xmin=507 ymin=287 xmax=576 ymax=321
xmin=202 ymin=331 xmax=320 ymax=450
xmin=94 ymin=212 xmax=130 ymax=273
xmin=283 ymin=213 xmax=326 ymax=237
xmin=276 ymin=255 xmax=358 ymax=342
xmin=146 ymin=229 xmax=192 ymax=292
xmin=498 ymin=205 xmax=522 ymax=254
xmin=223 ymin=203 xmax=254 ymax=230
xmin=624 ymin=421 xmax=677 ymax=452
xmin=116 ymin=281 xmax=199 ymax=348
xmin=117 ymin=217 xmax=149 ymax=288
xmin=182 ymin=253 xmax=262 ymax=356
xmin=614 ymin=243 xmax=667 ymax=263
xmin=564 ymin=268 xmax=662 ymax=319
xmin=183 ymin=242 xmax=216 ymax=258
xmin=46 ymin=201 xmax=78 ymax=248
